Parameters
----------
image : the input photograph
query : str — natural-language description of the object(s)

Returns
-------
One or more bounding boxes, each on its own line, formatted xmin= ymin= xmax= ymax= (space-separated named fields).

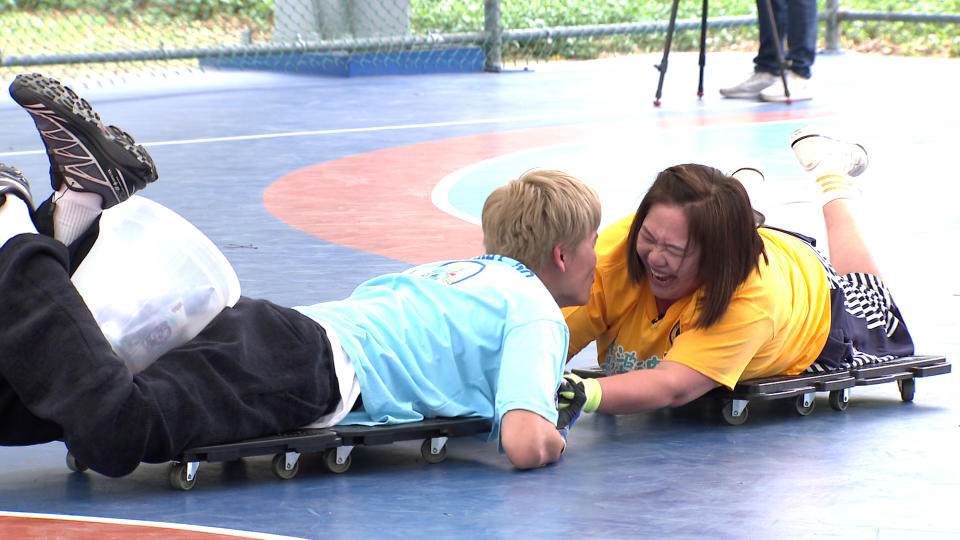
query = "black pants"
xmin=0 ymin=202 xmax=340 ymax=477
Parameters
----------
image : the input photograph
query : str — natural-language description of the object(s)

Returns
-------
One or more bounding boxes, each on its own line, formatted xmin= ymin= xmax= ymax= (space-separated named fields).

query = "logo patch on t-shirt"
xmin=603 ymin=342 xmax=662 ymax=373
xmin=669 ymin=322 xmax=682 ymax=344
xmin=415 ymin=260 xmax=485 ymax=285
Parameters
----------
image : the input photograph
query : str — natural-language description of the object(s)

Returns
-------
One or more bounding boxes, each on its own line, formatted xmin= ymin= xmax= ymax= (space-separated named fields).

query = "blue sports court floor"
xmin=0 ymin=50 xmax=958 ymax=539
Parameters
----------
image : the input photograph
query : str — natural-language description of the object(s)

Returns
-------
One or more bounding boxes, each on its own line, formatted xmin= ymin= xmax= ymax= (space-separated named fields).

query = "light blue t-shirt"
xmin=294 ymin=255 xmax=568 ymax=443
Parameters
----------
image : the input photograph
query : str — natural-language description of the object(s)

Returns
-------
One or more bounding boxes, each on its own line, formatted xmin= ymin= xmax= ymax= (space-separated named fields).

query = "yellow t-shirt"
xmin=563 ymin=216 xmax=832 ymax=389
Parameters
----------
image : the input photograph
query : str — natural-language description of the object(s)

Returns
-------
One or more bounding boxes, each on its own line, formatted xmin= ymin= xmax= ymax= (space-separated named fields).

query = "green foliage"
xmin=411 ymin=0 xmax=757 ymax=61
xmin=410 ymin=0 xmax=483 ymax=32
xmin=2 ymin=0 xmax=958 ymax=66
xmin=410 ymin=0 xmax=960 ymax=60
xmin=835 ymin=0 xmax=960 ymax=55
xmin=1 ymin=0 xmax=272 ymax=19
xmin=172 ymin=0 xmax=273 ymax=21
xmin=410 ymin=0 xmax=755 ymax=33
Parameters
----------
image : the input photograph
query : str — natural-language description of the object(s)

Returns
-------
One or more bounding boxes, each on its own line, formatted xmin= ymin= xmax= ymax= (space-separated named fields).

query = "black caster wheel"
xmin=828 ymin=390 xmax=849 ymax=411
xmin=420 ymin=439 xmax=447 ymax=464
xmin=794 ymin=394 xmax=816 ymax=416
xmin=65 ymin=452 xmax=88 ymax=473
xmin=721 ymin=400 xmax=748 ymax=425
xmin=898 ymin=378 xmax=916 ymax=402
xmin=271 ymin=453 xmax=300 ymax=480
xmin=323 ymin=448 xmax=351 ymax=474
xmin=168 ymin=462 xmax=196 ymax=491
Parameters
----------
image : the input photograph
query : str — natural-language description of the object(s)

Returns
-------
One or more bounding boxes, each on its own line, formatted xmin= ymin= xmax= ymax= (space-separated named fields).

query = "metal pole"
xmin=825 ymin=0 xmax=841 ymax=53
xmin=653 ymin=0 xmax=680 ymax=106
xmin=483 ymin=0 xmax=502 ymax=72
xmin=760 ymin=0 xmax=791 ymax=103
xmin=697 ymin=0 xmax=708 ymax=98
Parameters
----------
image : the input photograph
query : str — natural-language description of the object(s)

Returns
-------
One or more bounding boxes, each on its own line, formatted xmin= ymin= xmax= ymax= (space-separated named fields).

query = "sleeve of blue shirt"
xmin=493 ymin=318 xmax=569 ymax=452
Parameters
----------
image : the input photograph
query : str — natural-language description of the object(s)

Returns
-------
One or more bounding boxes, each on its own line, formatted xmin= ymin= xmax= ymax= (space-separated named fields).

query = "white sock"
xmin=809 ymin=159 xmax=858 ymax=207
xmin=811 ymin=173 xmax=857 ymax=206
xmin=53 ymin=188 xmax=103 ymax=245
xmin=0 ymin=194 xmax=38 ymax=246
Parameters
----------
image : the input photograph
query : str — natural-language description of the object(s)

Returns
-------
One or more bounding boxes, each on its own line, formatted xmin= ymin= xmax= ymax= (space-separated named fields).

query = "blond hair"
xmin=481 ymin=169 xmax=601 ymax=273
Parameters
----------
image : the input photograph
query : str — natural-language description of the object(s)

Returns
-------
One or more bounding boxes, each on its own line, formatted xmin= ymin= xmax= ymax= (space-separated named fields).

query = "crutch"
xmin=759 ymin=0 xmax=792 ymax=103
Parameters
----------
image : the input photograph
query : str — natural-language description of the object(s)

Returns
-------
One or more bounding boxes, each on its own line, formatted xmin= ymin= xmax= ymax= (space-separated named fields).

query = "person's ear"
xmin=551 ymin=243 xmax=566 ymax=272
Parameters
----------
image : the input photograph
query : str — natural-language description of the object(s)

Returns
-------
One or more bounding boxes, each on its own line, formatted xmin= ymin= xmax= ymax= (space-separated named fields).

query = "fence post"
xmin=484 ymin=0 xmax=502 ymax=72
xmin=825 ymin=0 xmax=841 ymax=53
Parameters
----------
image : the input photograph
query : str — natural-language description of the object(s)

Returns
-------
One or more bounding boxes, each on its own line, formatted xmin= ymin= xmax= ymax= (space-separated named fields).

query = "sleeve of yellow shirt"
xmin=663 ymin=293 xmax=775 ymax=389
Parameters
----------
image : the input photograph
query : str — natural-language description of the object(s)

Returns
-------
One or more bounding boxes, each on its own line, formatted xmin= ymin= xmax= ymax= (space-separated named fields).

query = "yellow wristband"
xmin=582 ymin=377 xmax=602 ymax=413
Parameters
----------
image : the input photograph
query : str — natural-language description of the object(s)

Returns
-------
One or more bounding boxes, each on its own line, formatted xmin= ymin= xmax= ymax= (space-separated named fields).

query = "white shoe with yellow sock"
xmin=790 ymin=127 xmax=868 ymax=206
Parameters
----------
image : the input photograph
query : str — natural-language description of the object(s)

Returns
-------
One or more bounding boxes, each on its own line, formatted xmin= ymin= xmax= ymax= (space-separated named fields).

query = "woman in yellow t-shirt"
xmin=561 ymin=127 xmax=914 ymax=416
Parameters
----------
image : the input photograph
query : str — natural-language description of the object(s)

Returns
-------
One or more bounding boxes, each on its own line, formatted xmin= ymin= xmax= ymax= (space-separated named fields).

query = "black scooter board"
xmin=65 ymin=416 xmax=492 ymax=490
xmin=573 ymin=354 xmax=950 ymax=425
xmin=329 ymin=416 xmax=493 ymax=473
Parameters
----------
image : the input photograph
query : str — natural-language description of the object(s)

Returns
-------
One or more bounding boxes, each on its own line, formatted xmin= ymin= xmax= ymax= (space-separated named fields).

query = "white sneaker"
xmin=759 ymin=71 xmax=812 ymax=102
xmin=729 ymin=166 xmax=768 ymax=210
xmin=730 ymin=166 xmax=765 ymax=186
xmin=789 ymin=127 xmax=869 ymax=177
xmin=719 ymin=72 xmax=778 ymax=99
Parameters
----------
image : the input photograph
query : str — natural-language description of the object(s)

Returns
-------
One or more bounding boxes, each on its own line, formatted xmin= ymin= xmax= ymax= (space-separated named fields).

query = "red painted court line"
xmin=0 ymin=512 xmax=305 ymax=540
xmin=264 ymin=110 xmax=826 ymax=264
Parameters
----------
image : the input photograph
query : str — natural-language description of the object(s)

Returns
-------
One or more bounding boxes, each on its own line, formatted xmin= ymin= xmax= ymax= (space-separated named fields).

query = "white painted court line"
xmin=0 ymin=99 xmax=766 ymax=159
xmin=0 ymin=113 xmax=596 ymax=158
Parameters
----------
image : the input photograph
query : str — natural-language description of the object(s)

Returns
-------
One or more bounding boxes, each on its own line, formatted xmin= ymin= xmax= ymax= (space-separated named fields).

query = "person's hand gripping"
xmin=556 ymin=372 xmax=602 ymax=439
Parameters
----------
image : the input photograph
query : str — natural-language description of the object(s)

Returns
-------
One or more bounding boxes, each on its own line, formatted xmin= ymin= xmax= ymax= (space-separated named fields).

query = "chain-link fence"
xmin=2 ymin=0 xmax=958 ymax=86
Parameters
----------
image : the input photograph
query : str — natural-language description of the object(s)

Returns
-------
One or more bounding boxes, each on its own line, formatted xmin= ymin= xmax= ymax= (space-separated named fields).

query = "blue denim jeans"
xmin=753 ymin=0 xmax=818 ymax=78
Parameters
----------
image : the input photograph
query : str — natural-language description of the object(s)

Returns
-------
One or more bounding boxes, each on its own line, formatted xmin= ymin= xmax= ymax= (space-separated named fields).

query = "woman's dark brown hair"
xmin=626 ymin=164 xmax=767 ymax=328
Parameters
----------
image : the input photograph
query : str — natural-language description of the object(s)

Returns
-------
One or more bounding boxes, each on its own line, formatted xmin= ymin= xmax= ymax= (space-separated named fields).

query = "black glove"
xmin=556 ymin=376 xmax=587 ymax=431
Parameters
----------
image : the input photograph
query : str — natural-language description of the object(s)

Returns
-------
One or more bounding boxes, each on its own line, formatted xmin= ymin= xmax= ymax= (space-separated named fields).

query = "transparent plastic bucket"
xmin=72 ymin=195 xmax=241 ymax=373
